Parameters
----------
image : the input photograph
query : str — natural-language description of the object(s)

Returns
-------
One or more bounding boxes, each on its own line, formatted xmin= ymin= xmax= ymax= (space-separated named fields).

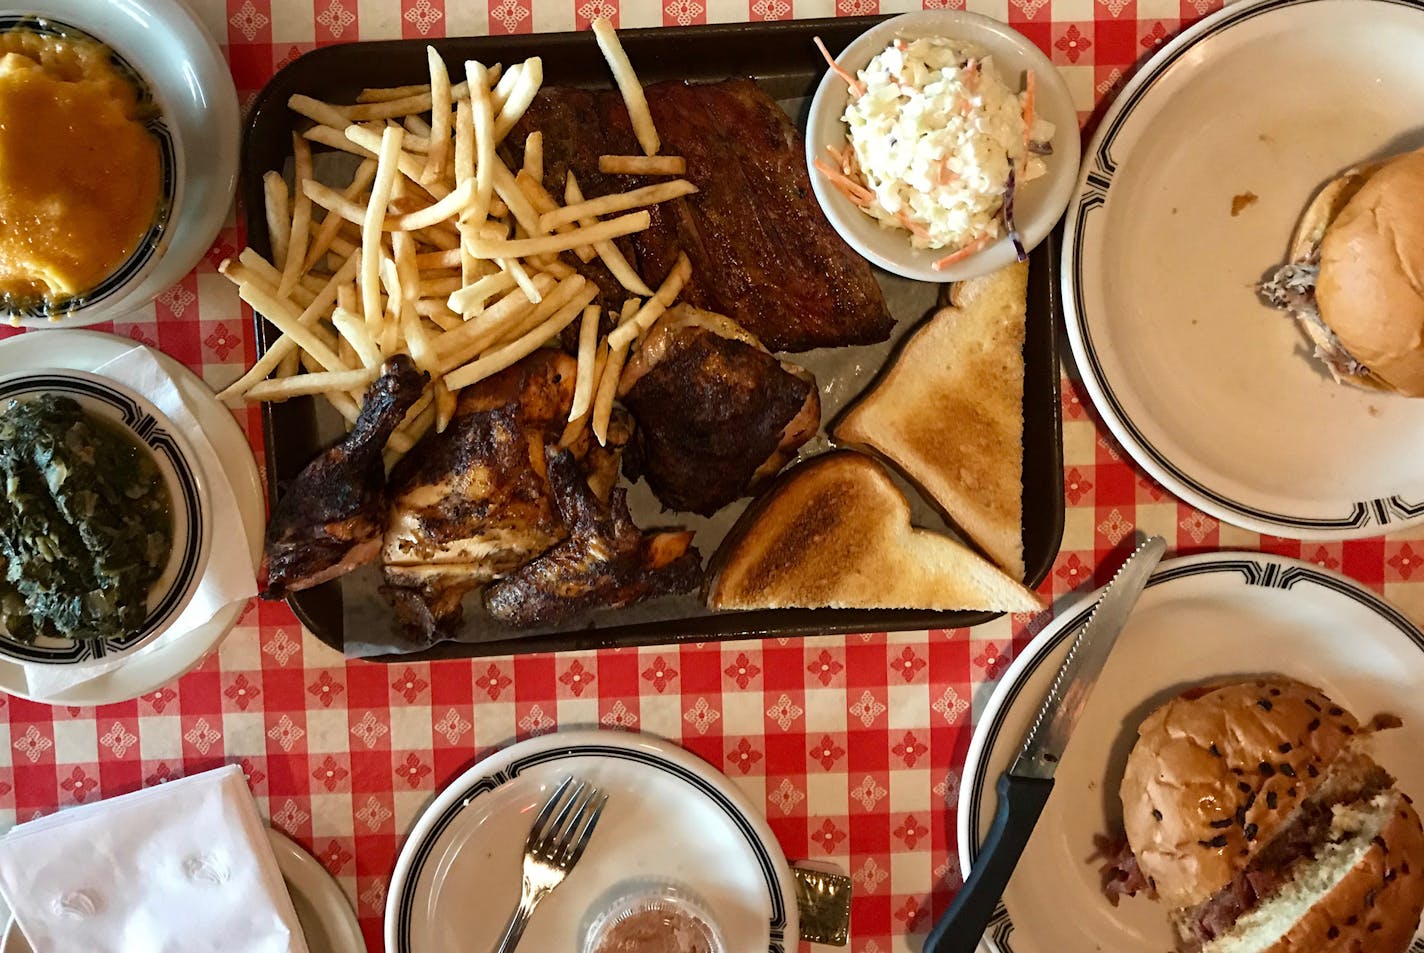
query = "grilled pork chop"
xmin=262 ymin=355 xmax=427 ymax=600
xmin=619 ymin=306 xmax=819 ymax=515
xmin=380 ymin=351 xmax=630 ymax=638
xmin=507 ymin=79 xmax=892 ymax=351
xmin=485 ymin=448 xmax=702 ymax=628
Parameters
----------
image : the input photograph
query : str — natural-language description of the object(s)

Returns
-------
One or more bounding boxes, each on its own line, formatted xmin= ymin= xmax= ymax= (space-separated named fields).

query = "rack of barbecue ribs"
xmin=261 ymin=355 xmax=427 ymax=600
xmin=507 ymin=78 xmax=894 ymax=353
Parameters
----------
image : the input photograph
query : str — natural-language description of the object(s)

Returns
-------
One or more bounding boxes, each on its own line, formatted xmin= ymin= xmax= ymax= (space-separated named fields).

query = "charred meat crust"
xmin=620 ymin=324 xmax=819 ymax=515
xmin=262 ymin=355 xmax=427 ymax=600
xmin=506 ymin=79 xmax=892 ymax=352
xmin=484 ymin=448 xmax=703 ymax=627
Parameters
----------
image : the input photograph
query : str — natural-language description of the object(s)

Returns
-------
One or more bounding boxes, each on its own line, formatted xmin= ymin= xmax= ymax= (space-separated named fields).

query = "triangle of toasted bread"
xmin=707 ymin=452 xmax=1041 ymax=612
xmin=834 ymin=261 xmax=1027 ymax=579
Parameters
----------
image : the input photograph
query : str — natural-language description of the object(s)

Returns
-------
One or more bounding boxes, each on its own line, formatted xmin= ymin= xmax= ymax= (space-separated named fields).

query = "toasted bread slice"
xmin=706 ymin=451 xmax=1041 ymax=612
xmin=834 ymin=261 xmax=1027 ymax=579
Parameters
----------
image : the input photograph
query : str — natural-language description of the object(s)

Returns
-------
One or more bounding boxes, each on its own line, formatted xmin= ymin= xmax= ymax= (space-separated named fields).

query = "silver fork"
xmin=491 ymin=777 xmax=609 ymax=953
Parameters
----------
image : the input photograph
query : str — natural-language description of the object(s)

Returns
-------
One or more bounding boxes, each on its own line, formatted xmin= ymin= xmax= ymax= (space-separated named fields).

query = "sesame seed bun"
xmin=1120 ymin=678 xmax=1361 ymax=909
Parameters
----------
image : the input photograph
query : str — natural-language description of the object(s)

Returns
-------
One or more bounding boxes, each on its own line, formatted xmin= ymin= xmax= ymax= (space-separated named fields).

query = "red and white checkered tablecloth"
xmin=4 ymin=1 xmax=1424 ymax=951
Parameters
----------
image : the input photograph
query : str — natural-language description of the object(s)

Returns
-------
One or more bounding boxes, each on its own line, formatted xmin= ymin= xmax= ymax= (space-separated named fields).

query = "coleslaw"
xmin=815 ymin=35 xmax=1055 ymax=268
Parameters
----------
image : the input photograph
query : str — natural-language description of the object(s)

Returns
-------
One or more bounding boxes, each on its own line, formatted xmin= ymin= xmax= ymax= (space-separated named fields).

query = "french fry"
xmin=302 ymin=123 xmax=377 ymax=160
xmin=497 ymin=255 xmax=542 ymax=304
xmin=539 ymin=179 xmax=695 ymax=232
xmin=361 ymin=126 xmax=406 ymax=334
xmin=464 ymin=61 xmax=496 ymax=232
xmin=490 ymin=274 xmax=590 ymax=348
xmin=435 ymin=275 xmax=557 ymax=368
xmin=592 ymin=18 xmax=659 ymax=156
xmin=344 ymin=125 xmax=451 ymax=200
xmin=358 ymin=82 xmax=432 ymax=103
xmin=523 ymin=131 xmax=543 ymax=184
xmin=287 ymin=94 xmax=349 ymax=129
xmin=516 ymin=171 xmax=594 ymax=263
xmin=465 ymin=210 xmax=651 ymax=259
xmin=606 ymin=252 xmax=691 ymax=350
xmin=489 ymin=158 xmax=544 ymax=237
xmin=245 ymin=366 xmax=380 ymax=402
xmin=388 ymin=180 xmax=475 ymax=231
xmin=433 ymin=379 xmax=457 ymax=433
xmin=420 ymin=47 xmax=452 ymax=185
xmin=444 ymin=282 xmax=597 ymax=391
xmin=568 ymin=303 xmax=600 ymax=422
xmin=592 ymin=337 xmax=629 ymax=446
xmin=492 ymin=56 xmax=542 ymax=143
xmin=303 ymin=159 xmax=377 ymax=272
xmin=447 ymin=270 xmax=517 ymax=316
xmin=331 ymin=307 xmax=382 ymax=367
xmin=277 ymin=134 xmax=315 ymax=297
xmin=216 ymin=251 xmax=359 ymax=399
xmin=263 ymin=171 xmax=291 ymax=270
xmin=565 ymin=171 xmax=653 ymax=295
xmin=235 ymin=281 xmax=350 ymax=374
xmin=560 ymin=341 xmax=608 ymax=446
xmin=599 ymin=154 xmax=686 ymax=176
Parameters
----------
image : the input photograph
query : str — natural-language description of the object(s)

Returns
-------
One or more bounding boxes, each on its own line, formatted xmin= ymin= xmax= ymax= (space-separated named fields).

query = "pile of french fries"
xmin=218 ymin=19 xmax=697 ymax=461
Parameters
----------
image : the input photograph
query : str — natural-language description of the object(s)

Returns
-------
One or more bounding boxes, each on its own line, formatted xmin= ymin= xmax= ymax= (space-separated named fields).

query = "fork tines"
xmin=528 ymin=777 xmax=608 ymax=869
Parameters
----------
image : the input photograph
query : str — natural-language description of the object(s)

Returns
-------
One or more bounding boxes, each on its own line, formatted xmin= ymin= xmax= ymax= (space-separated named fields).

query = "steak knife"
xmin=923 ymin=534 xmax=1168 ymax=953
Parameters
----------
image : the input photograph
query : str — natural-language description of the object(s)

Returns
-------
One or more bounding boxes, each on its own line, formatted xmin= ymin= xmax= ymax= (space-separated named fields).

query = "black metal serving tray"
xmin=241 ymin=16 xmax=1066 ymax=661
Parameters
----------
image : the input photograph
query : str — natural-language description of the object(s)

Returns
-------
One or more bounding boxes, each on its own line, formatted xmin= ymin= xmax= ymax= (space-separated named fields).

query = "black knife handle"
xmin=923 ymin=773 xmax=1055 ymax=953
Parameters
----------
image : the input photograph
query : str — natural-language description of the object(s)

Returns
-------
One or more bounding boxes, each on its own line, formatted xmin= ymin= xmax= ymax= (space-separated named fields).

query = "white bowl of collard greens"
xmin=0 ymin=369 xmax=210 ymax=665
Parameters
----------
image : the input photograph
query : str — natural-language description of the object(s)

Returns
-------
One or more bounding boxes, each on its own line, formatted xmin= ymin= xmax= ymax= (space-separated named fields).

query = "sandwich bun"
xmin=1312 ymin=148 xmax=1424 ymax=396
xmin=1120 ymin=677 xmax=1360 ymax=909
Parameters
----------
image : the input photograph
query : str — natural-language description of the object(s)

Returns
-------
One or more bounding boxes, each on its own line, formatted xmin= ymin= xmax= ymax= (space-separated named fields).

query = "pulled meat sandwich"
xmin=1100 ymin=677 xmax=1424 ymax=952
xmin=1259 ymin=149 xmax=1424 ymax=396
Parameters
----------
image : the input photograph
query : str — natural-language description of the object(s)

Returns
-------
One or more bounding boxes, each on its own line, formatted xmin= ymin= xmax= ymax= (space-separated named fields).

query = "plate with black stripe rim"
xmin=1062 ymin=0 xmax=1424 ymax=540
xmin=956 ymin=550 xmax=1424 ymax=953
xmin=385 ymin=730 xmax=798 ymax=953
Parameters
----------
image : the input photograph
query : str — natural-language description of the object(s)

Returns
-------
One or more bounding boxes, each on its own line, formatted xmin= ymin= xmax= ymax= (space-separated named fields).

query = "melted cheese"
xmin=0 ymin=31 xmax=161 ymax=302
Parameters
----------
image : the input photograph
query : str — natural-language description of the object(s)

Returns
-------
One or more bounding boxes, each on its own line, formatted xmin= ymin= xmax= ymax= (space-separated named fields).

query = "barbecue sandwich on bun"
xmin=1259 ymin=148 xmax=1424 ymax=396
xmin=1101 ymin=677 xmax=1424 ymax=952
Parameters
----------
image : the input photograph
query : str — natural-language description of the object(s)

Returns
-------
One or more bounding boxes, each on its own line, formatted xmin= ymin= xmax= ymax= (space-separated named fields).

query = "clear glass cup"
xmin=581 ymin=879 xmax=726 ymax=953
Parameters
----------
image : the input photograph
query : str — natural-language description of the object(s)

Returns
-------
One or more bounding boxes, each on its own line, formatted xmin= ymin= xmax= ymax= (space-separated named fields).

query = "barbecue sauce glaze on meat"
xmin=507 ymin=79 xmax=893 ymax=353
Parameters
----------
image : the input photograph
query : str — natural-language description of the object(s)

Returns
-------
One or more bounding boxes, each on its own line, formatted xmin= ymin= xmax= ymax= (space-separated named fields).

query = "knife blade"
xmin=923 ymin=535 xmax=1167 ymax=953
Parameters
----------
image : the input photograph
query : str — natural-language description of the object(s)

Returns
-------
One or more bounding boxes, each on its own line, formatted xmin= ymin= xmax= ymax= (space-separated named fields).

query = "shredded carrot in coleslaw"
xmin=931 ymin=235 xmax=993 ymax=270
xmin=814 ymin=36 xmax=865 ymax=98
xmin=813 ymin=158 xmax=873 ymax=207
xmin=1020 ymin=70 xmax=1037 ymax=177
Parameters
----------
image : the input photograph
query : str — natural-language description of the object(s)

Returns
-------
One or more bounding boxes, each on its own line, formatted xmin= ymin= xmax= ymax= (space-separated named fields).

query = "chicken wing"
xmin=261 ymin=355 xmax=427 ymax=599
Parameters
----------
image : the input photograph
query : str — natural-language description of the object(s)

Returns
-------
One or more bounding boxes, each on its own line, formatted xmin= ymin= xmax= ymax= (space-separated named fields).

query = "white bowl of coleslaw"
xmin=806 ymin=11 xmax=1080 ymax=282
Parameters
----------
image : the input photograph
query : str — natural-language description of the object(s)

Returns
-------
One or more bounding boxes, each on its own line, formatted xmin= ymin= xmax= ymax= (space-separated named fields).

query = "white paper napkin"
xmin=21 ymin=346 xmax=259 ymax=697
xmin=0 ymin=765 xmax=309 ymax=953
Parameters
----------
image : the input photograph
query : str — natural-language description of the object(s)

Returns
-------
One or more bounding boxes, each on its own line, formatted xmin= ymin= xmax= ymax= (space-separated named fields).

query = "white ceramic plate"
xmin=1 ymin=829 xmax=365 ymax=953
xmin=0 ymin=368 xmax=211 ymax=665
xmin=0 ymin=330 xmax=263 ymax=705
xmin=386 ymin=730 xmax=799 ymax=953
xmin=958 ymin=551 xmax=1424 ymax=953
xmin=806 ymin=10 xmax=1080 ymax=282
xmin=1062 ymin=0 xmax=1424 ymax=539
xmin=0 ymin=0 xmax=239 ymax=328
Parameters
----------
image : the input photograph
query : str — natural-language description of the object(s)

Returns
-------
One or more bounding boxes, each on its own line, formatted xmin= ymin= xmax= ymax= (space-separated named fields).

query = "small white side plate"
xmin=959 ymin=551 xmax=1424 ymax=953
xmin=1063 ymin=0 xmax=1424 ymax=539
xmin=2 ymin=829 xmax=365 ymax=953
xmin=0 ymin=330 xmax=263 ymax=705
xmin=386 ymin=730 xmax=799 ymax=953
